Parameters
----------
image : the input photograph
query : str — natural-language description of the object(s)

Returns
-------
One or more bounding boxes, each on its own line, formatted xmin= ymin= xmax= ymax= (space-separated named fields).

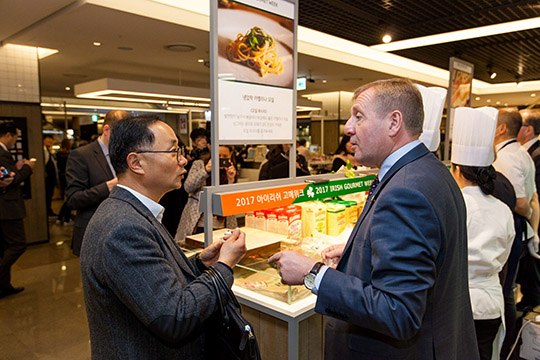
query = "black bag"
xmin=205 ymin=266 xmax=261 ymax=360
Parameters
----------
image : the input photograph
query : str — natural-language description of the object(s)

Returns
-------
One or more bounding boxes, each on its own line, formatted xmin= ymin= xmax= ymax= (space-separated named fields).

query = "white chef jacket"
xmin=463 ymin=186 xmax=515 ymax=359
xmin=493 ymin=139 xmax=536 ymax=238
xmin=464 ymin=186 xmax=514 ymax=319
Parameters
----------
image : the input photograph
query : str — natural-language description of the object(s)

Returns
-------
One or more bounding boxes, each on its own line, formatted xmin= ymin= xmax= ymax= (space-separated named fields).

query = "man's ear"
xmin=388 ymin=110 xmax=403 ymax=137
xmin=496 ymin=123 xmax=507 ymax=136
xmin=126 ymin=153 xmax=145 ymax=175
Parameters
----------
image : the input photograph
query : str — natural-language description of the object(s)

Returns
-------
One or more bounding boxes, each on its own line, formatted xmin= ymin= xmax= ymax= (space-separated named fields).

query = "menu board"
xmin=444 ymin=57 xmax=474 ymax=160
xmin=449 ymin=58 xmax=473 ymax=108
xmin=213 ymin=0 xmax=296 ymax=143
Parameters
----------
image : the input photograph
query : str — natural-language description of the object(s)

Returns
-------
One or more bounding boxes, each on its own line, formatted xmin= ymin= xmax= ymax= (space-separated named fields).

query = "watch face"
xmin=304 ymin=273 xmax=316 ymax=290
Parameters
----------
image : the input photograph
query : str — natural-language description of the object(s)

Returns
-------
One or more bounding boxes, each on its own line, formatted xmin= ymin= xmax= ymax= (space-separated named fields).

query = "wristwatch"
xmin=303 ymin=262 xmax=324 ymax=291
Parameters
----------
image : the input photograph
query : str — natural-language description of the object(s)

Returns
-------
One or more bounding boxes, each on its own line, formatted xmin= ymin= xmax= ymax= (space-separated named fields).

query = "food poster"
xmin=449 ymin=58 xmax=473 ymax=108
xmin=216 ymin=0 xmax=295 ymax=142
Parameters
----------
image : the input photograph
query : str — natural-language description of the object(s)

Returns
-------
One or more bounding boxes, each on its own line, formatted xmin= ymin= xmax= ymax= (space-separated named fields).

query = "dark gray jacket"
xmin=80 ymin=186 xmax=233 ymax=359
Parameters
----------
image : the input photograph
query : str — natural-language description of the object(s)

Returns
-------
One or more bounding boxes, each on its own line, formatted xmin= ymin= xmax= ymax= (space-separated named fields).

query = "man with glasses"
xmin=66 ymin=110 xmax=128 ymax=256
xmin=80 ymin=115 xmax=246 ymax=359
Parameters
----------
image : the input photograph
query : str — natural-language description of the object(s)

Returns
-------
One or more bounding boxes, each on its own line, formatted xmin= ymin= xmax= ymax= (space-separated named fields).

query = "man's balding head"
xmin=497 ymin=109 xmax=522 ymax=138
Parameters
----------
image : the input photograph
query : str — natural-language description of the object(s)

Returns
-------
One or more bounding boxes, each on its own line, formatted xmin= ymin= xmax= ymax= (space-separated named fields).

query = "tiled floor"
xmin=1 ymin=213 xmax=91 ymax=359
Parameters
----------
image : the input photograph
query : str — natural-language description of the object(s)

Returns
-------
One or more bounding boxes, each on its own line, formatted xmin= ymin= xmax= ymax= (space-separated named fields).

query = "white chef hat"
xmin=416 ymin=84 xmax=447 ymax=152
xmin=451 ymin=106 xmax=499 ymax=167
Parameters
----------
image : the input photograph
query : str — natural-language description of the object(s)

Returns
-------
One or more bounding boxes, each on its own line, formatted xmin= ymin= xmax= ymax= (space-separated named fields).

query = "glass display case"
xmin=192 ymin=170 xmax=376 ymax=305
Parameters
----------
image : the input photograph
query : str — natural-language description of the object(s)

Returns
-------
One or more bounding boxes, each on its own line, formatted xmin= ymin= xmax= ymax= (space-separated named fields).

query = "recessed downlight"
xmin=532 ymin=93 xmax=537 ymax=97
xmin=164 ymin=43 xmax=197 ymax=52
xmin=475 ymin=97 xmax=480 ymax=101
xmin=198 ymin=58 xmax=205 ymax=63
xmin=93 ymin=42 xmax=101 ymax=47
xmin=65 ymin=86 xmax=71 ymax=91
xmin=486 ymin=99 xmax=491 ymax=103
xmin=382 ymin=34 xmax=392 ymax=43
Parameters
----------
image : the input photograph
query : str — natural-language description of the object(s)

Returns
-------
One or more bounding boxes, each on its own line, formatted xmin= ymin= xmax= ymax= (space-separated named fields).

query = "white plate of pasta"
xmin=218 ymin=9 xmax=294 ymax=88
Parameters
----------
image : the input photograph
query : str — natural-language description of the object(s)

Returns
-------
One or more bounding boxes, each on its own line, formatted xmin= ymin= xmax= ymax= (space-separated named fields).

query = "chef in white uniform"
xmin=450 ymin=106 xmax=515 ymax=360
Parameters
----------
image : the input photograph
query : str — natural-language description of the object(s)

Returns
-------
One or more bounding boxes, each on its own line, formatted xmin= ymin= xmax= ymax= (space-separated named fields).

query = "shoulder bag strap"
xmin=209 ymin=266 xmax=241 ymax=309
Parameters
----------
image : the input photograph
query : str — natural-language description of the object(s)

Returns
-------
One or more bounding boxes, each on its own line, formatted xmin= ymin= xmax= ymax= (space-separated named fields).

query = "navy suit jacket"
xmin=66 ymin=140 xmax=114 ymax=255
xmin=316 ymin=143 xmax=479 ymax=360
xmin=80 ymin=186 xmax=233 ymax=359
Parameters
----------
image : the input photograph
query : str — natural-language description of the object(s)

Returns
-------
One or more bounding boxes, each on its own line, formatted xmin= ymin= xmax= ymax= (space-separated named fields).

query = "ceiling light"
xmin=198 ymin=58 xmax=205 ymax=63
xmin=371 ymin=16 xmax=540 ymax=51
xmin=322 ymin=80 xmax=327 ymax=83
xmin=490 ymin=72 xmax=497 ymax=79
xmin=504 ymin=103 xmax=508 ymax=106
xmin=532 ymin=94 xmax=537 ymax=97
xmin=36 ymin=46 xmax=59 ymax=60
xmin=74 ymin=78 xmax=210 ymax=104
xmin=65 ymin=86 xmax=71 ymax=91
xmin=475 ymin=97 xmax=480 ymax=101
xmin=164 ymin=43 xmax=197 ymax=52
xmin=93 ymin=42 xmax=101 ymax=47
xmin=487 ymin=99 xmax=491 ymax=103
xmin=496 ymin=101 xmax=501 ymax=105
xmin=382 ymin=34 xmax=392 ymax=43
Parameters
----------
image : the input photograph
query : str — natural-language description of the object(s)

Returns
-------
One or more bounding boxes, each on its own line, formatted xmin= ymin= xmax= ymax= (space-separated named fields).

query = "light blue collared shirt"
xmin=312 ymin=140 xmax=423 ymax=294
xmin=98 ymin=136 xmax=116 ymax=177
xmin=117 ymin=185 xmax=164 ymax=223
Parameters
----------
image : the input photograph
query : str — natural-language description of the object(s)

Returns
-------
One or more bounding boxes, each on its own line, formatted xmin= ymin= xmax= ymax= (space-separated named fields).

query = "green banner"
xmin=293 ymin=175 xmax=376 ymax=203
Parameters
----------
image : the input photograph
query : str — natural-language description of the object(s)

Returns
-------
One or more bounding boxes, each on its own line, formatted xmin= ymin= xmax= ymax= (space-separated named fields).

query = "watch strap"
xmin=310 ymin=262 xmax=324 ymax=276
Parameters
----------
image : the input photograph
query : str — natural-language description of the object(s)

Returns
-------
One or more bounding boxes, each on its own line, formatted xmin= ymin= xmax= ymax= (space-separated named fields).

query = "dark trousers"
xmin=500 ymin=217 xmax=524 ymax=360
xmin=0 ymin=219 xmax=27 ymax=289
xmin=45 ymin=176 xmax=55 ymax=215
xmin=474 ymin=318 xmax=502 ymax=360
xmin=57 ymin=203 xmax=71 ymax=223
xmin=516 ymin=247 xmax=540 ymax=310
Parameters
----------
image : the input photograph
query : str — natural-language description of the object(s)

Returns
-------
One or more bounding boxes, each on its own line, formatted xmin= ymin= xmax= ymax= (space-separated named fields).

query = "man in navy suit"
xmin=270 ymin=79 xmax=478 ymax=359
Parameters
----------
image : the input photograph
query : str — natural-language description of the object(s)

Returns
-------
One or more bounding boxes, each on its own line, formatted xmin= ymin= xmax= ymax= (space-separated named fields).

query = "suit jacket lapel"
xmin=338 ymin=143 xmax=430 ymax=269
xmin=110 ymin=187 xmax=198 ymax=278
xmin=92 ymin=141 xmax=113 ymax=178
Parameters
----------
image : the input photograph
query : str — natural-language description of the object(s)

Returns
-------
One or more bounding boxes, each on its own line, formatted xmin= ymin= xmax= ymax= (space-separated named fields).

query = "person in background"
xmin=259 ymin=144 xmax=310 ymax=180
xmin=492 ymin=109 xmax=540 ymax=359
xmin=0 ymin=122 xmax=35 ymax=299
xmin=43 ymin=134 xmax=57 ymax=217
xmin=331 ymin=134 xmax=358 ymax=172
xmin=187 ymin=128 xmax=210 ymax=163
xmin=159 ymin=137 xmax=189 ymax=237
xmin=450 ymin=107 xmax=514 ymax=359
xmin=269 ymin=78 xmax=479 ymax=359
xmin=516 ymin=109 xmax=540 ymax=311
xmin=56 ymin=139 xmax=72 ymax=225
xmin=66 ymin=110 xmax=128 ymax=256
xmin=175 ymin=145 xmax=238 ymax=242
xmin=297 ymin=139 xmax=310 ymax=161
xmin=80 ymin=115 xmax=246 ymax=359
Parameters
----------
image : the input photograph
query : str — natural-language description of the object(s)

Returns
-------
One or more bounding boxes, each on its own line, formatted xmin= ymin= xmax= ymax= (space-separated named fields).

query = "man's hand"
xmin=205 ymin=161 xmax=212 ymax=174
xmin=321 ymin=244 xmax=345 ymax=269
xmin=217 ymin=228 xmax=246 ymax=268
xmin=226 ymin=165 xmax=236 ymax=184
xmin=199 ymin=240 xmax=223 ymax=267
xmin=268 ymin=251 xmax=316 ymax=285
xmin=16 ymin=159 xmax=35 ymax=170
xmin=0 ymin=167 xmax=14 ymax=188
xmin=528 ymin=233 xmax=540 ymax=260
xmin=106 ymin=177 xmax=118 ymax=192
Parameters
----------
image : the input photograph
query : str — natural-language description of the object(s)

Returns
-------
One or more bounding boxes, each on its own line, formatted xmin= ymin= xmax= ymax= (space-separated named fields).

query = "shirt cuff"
xmin=312 ymin=265 xmax=329 ymax=295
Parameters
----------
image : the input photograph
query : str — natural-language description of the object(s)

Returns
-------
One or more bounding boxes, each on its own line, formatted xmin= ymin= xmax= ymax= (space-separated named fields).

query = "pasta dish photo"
xmin=226 ymin=26 xmax=283 ymax=77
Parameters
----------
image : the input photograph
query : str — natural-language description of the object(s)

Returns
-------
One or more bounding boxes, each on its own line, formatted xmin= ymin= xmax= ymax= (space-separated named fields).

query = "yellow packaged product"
xmin=326 ymin=203 xmax=346 ymax=236
xmin=301 ymin=201 xmax=326 ymax=237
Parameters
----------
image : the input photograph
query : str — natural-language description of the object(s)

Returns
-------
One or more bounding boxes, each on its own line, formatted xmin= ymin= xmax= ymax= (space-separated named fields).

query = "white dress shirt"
xmin=117 ymin=185 xmax=164 ymax=223
xmin=522 ymin=137 xmax=539 ymax=152
xmin=493 ymin=138 xmax=536 ymax=238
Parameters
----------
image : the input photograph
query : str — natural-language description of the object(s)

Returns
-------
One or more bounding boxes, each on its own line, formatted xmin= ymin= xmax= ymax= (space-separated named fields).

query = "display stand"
xmin=198 ymin=170 xmax=374 ymax=359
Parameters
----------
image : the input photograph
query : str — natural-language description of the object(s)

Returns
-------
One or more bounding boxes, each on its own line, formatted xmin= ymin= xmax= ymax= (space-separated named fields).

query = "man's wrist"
xmin=528 ymin=207 xmax=533 ymax=220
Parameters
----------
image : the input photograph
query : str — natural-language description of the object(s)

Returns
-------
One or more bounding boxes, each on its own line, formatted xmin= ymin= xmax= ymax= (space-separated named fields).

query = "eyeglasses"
xmin=135 ymin=146 xmax=185 ymax=162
